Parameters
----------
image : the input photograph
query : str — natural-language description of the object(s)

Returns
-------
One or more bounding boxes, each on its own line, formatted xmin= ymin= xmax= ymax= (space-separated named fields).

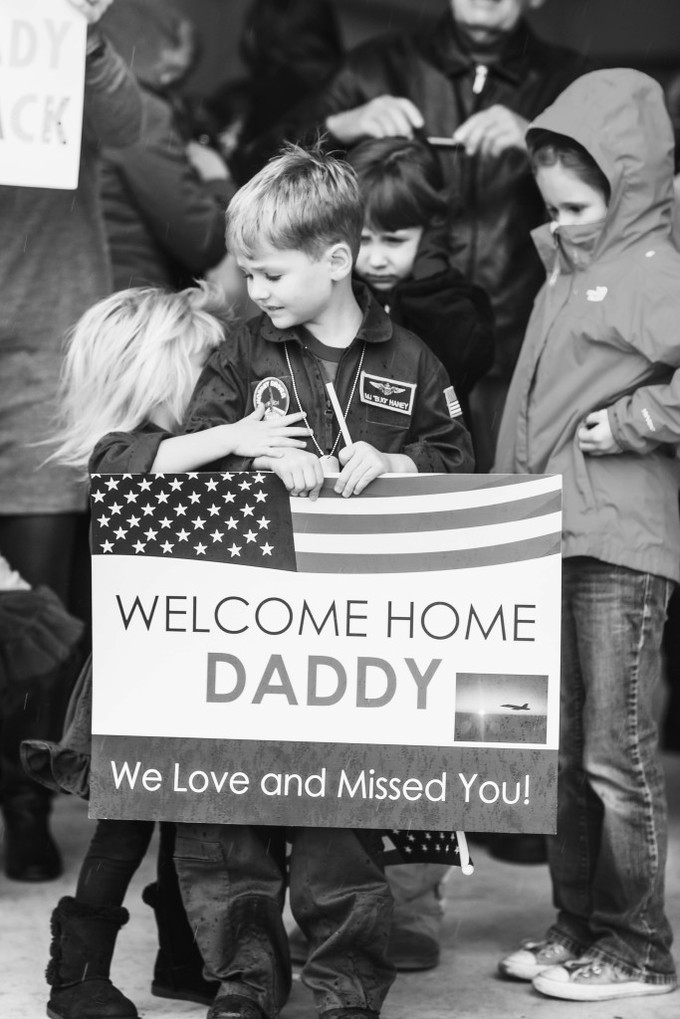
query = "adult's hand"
xmin=453 ymin=105 xmax=529 ymax=158
xmin=66 ymin=0 xmax=115 ymax=24
xmin=325 ymin=95 xmax=424 ymax=145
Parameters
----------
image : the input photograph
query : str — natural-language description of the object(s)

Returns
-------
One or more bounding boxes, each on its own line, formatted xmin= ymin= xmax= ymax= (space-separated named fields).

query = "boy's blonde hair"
xmin=226 ymin=142 xmax=364 ymax=261
xmin=53 ymin=282 xmax=228 ymax=472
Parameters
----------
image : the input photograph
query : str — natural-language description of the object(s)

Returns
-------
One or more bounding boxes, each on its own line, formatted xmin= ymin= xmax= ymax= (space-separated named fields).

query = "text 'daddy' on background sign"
xmin=0 ymin=0 xmax=86 ymax=189
xmin=89 ymin=472 xmax=562 ymax=834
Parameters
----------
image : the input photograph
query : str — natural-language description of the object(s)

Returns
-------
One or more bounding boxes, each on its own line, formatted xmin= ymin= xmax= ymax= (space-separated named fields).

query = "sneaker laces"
xmin=563 ymin=959 xmax=604 ymax=979
xmin=544 ymin=942 xmax=563 ymax=957
xmin=523 ymin=939 xmax=566 ymax=959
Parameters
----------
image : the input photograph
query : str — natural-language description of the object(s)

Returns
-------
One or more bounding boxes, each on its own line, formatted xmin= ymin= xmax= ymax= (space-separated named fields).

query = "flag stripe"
xmin=292 ymin=490 xmax=560 ymax=535
xmin=317 ymin=474 xmax=559 ymax=497
xmin=294 ymin=511 xmax=560 ymax=556
xmin=292 ymin=475 xmax=561 ymax=515
xmin=296 ymin=533 xmax=561 ymax=573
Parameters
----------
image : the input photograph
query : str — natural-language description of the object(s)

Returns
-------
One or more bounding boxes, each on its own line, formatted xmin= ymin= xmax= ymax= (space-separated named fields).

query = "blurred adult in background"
xmin=183 ymin=0 xmax=345 ymax=314
xmin=238 ymin=0 xmax=343 ymax=148
xmin=208 ymin=0 xmax=344 ymax=183
xmin=99 ymin=0 xmax=234 ymax=292
xmin=245 ymin=0 xmax=588 ymax=472
xmin=0 ymin=0 xmax=142 ymax=883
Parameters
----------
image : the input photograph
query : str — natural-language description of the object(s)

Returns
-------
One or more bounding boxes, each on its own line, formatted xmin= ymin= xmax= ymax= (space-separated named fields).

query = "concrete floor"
xmin=2 ymin=756 xmax=679 ymax=1019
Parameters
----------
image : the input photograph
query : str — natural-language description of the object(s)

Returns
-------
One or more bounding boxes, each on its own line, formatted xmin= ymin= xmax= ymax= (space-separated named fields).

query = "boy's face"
xmin=236 ymin=243 xmax=336 ymax=330
xmin=535 ymin=162 xmax=608 ymax=228
xmin=355 ymin=226 xmax=424 ymax=292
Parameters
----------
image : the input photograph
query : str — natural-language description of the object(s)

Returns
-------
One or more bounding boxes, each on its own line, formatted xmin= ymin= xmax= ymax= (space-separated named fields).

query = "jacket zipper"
xmin=472 ymin=64 xmax=488 ymax=95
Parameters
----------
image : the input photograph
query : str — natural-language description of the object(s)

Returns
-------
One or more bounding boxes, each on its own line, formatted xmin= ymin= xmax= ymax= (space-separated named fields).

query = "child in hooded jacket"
xmin=495 ymin=68 xmax=680 ymax=1002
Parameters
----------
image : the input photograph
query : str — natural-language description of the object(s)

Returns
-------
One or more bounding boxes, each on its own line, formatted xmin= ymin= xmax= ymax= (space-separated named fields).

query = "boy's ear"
xmin=327 ymin=242 xmax=354 ymax=282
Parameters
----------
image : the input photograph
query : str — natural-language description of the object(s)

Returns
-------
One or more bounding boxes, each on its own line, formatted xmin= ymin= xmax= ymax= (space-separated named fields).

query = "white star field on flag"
xmin=90 ymin=472 xmax=292 ymax=568
xmin=382 ymin=829 xmax=468 ymax=867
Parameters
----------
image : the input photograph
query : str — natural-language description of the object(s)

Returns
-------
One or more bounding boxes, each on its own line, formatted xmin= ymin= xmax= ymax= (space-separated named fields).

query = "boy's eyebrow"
xmin=240 ymin=258 xmax=287 ymax=273
xmin=236 ymin=252 xmax=272 ymax=267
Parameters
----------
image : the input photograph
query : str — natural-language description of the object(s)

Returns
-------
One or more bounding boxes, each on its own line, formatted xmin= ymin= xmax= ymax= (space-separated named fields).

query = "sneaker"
xmin=498 ymin=938 xmax=577 ymax=981
xmin=533 ymin=958 xmax=677 ymax=1001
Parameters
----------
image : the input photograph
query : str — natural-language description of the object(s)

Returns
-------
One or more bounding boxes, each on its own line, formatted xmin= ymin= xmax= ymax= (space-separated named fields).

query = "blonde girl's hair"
xmin=53 ymin=282 xmax=229 ymax=472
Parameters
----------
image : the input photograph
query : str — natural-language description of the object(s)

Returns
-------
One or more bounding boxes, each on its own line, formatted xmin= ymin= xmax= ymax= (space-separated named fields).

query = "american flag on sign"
xmin=90 ymin=471 xmax=561 ymax=573
xmin=381 ymin=829 xmax=473 ymax=874
xmin=87 ymin=468 xmax=562 ymax=860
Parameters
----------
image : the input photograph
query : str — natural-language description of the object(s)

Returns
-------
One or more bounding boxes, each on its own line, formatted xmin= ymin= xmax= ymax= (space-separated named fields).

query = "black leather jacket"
xmin=301 ymin=15 xmax=586 ymax=379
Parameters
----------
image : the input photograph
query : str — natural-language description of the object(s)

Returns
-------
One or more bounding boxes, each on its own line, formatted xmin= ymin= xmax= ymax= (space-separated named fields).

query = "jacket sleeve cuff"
xmin=403 ymin=437 xmax=475 ymax=474
xmin=608 ymin=400 xmax=656 ymax=454
xmin=605 ymin=409 xmax=625 ymax=453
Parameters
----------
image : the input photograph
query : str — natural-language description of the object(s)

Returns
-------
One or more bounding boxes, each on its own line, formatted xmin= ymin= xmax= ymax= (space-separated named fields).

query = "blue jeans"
xmin=174 ymin=823 xmax=395 ymax=1018
xmin=547 ymin=558 xmax=676 ymax=985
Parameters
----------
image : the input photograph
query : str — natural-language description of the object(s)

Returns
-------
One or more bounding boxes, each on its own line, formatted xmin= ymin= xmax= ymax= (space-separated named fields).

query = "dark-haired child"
xmin=339 ymin=134 xmax=491 ymax=970
xmin=346 ymin=136 xmax=494 ymax=433
xmin=496 ymin=69 xmax=680 ymax=1002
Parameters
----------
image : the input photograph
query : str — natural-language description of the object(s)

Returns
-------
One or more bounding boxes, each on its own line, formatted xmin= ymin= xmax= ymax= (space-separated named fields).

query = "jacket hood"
xmin=527 ymin=69 xmax=675 ymax=258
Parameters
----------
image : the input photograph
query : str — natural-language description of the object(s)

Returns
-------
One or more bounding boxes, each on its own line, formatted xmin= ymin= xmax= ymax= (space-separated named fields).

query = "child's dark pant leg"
xmin=174 ymin=823 xmax=291 ymax=1017
xmin=76 ymin=818 xmax=155 ymax=906
xmin=289 ymin=827 xmax=395 ymax=1016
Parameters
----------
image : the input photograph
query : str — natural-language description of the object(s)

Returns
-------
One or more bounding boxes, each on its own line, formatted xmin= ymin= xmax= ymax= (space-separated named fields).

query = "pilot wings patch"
xmin=360 ymin=371 xmax=416 ymax=416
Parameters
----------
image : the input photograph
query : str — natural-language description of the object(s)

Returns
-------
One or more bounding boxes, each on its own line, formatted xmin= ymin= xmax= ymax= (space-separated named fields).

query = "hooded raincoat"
xmin=495 ymin=69 xmax=680 ymax=583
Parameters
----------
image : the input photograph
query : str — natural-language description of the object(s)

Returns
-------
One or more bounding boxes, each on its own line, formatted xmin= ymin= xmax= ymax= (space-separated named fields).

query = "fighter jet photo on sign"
xmin=454 ymin=673 xmax=548 ymax=745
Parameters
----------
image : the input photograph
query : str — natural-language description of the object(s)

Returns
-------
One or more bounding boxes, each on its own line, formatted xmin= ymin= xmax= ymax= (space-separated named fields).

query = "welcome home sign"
xmin=0 ymin=0 xmax=86 ymax=188
xmin=89 ymin=472 xmax=562 ymax=834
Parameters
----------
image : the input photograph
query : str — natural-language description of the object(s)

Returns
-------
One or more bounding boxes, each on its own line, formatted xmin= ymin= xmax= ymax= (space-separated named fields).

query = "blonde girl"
xmin=54 ymin=281 xmax=308 ymax=475
xmin=29 ymin=283 xmax=308 ymax=1019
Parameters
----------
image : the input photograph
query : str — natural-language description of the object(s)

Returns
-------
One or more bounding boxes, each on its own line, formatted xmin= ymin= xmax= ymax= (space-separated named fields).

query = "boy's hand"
xmin=229 ymin=405 xmax=310 ymax=458
xmin=256 ymin=448 xmax=325 ymax=500
xmin=335 ymin=442 xmax=389 ymax=497
xmin=577 ymin=409 xmax=622 ymax=455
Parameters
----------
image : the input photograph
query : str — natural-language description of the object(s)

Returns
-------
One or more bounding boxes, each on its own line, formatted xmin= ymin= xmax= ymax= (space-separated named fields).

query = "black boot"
xmin=45 ymin=896 xmax=138 ymax=1019
xmin=142 ymin=880 xmax=220 ymax=1005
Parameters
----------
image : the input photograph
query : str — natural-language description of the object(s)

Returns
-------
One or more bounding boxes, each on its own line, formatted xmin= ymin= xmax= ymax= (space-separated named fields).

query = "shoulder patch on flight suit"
xmin=443 ymin=385 xmax=462 ymax=419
